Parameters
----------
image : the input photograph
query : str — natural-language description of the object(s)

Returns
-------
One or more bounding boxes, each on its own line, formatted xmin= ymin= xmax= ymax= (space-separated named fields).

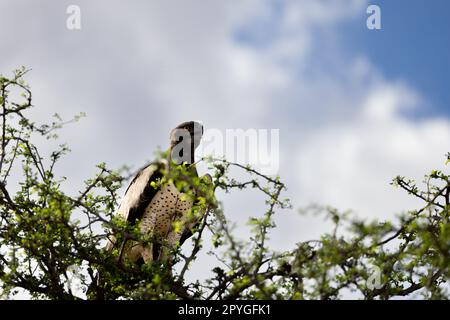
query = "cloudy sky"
xmin=1 ymin=0 xmax=449 ymax=277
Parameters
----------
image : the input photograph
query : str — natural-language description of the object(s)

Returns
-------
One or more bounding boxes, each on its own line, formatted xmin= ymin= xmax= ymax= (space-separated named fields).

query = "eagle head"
xmin=169 ymin=121 xmax=204 ymax=164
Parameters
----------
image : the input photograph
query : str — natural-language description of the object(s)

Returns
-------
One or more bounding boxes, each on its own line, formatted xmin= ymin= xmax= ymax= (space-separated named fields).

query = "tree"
xmin=0 ymin=68 xmax=449 ymax=300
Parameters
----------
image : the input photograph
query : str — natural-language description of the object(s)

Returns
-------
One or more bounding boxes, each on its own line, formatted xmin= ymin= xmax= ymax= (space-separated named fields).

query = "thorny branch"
xmin=0 ymin=68 xmax=449 ymax=300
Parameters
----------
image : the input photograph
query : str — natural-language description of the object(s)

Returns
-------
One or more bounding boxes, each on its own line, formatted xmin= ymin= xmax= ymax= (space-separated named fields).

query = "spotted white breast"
xmin=139 ymin=182 xmax=194 ymax=261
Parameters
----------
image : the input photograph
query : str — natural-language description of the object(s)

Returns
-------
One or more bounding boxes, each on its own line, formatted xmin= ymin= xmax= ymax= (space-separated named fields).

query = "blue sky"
xmin=1 ymin=0 xmax=448 ymax=230
xmin=341 ymin=0 xmax=450 ymax=117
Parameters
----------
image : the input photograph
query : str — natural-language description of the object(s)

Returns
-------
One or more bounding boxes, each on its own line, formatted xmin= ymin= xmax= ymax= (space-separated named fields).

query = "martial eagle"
xmin=106 ymin=121 xmax=213 ymax=265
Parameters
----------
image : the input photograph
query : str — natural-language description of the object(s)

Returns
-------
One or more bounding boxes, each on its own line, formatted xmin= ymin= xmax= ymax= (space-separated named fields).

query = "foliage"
xmin=0 ymin=68 xmax=449 ymax=300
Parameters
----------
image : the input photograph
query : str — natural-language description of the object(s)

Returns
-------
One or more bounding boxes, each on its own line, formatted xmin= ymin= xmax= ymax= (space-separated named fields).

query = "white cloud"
xmin=296 ymin=81 xmax=450 ymax=220
xmin=1 ymin=0 xmax=449 ymax=296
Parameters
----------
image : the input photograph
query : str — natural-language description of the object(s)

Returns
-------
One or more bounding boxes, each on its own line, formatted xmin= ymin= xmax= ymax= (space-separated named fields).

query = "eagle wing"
xmin=117 ymin=161 xmax=166 ymax=224
xmin=106 ymin=161 xmax=165 ymax=252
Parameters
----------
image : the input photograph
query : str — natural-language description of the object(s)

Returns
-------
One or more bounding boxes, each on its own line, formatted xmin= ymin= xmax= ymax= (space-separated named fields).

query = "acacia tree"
xmin=0 ymin=68 xmax=449 ymax=300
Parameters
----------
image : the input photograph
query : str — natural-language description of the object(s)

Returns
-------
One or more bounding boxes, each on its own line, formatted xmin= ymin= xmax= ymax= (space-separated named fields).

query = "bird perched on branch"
xmin=106 ymin=121 xmax=214 ymax=265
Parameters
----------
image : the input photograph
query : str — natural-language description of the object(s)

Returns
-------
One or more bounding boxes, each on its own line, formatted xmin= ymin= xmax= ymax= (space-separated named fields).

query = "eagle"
xmin=106 ymin=121 xmax=213 ymax=265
